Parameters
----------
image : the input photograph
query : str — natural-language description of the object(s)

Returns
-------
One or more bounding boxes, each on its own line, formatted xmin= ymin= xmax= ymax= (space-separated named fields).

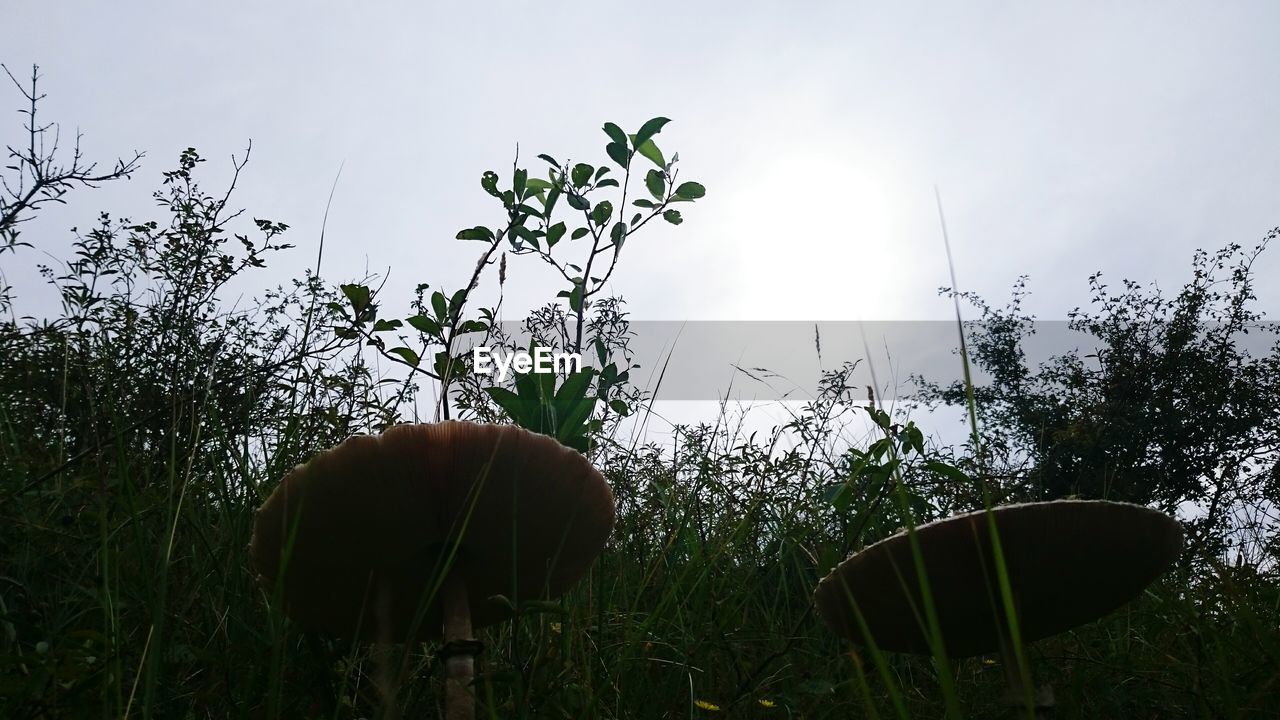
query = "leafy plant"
xmin=4 ymin=74 xmax=1278 ymax=720
xmin=334 ymin=117 xmax=703 ymax=441
xmin=485 ymin=355 xmax=598 ymax=452
xmin=914 ymin=235 xmax=1280 ymax=559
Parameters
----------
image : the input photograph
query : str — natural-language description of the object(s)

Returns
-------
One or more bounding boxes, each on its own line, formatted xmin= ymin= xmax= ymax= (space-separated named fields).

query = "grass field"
xmin=3 ymin=135 xmax=1279 ymax=719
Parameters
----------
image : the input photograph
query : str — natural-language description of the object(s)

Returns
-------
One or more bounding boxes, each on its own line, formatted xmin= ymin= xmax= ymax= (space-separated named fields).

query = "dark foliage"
xmin=914 ymin=235 xmax=1280 ymax=561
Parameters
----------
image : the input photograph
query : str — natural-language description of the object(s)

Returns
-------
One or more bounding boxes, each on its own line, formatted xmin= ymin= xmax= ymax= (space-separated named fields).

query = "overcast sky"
xmin=5 ymin=2 xmax=1278 ymax=364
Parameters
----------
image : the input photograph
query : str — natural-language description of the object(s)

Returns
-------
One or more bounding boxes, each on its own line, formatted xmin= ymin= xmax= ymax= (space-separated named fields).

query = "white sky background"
xmin=4 ymin=2 xmax=1279 ymax=441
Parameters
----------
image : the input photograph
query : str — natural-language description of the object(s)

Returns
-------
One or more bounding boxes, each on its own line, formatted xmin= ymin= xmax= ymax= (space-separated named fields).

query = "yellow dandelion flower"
xmin=983 ymin=658 xmax=998 ymax=666
xmin=694 ymin=699 xmax=721 ymax=711
xmin=757 ymin=698 xmax=777 ymax=708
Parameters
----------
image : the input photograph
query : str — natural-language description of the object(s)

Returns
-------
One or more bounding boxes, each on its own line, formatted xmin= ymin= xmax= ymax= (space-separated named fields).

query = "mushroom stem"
xmin=441 ymin=569 xmax=476 ymax=720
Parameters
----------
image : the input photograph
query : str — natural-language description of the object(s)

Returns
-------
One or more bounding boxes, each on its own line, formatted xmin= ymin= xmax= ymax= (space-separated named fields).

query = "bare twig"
xmin=1 ymin=64 xmax=143 ymax=251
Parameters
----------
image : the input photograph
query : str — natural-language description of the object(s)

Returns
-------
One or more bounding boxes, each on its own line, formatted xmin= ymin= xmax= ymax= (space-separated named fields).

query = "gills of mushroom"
xmin=813 ymin=500 xmax=1183 ymax=713
xmin=249 ymin=422 xmax=615 ymax=720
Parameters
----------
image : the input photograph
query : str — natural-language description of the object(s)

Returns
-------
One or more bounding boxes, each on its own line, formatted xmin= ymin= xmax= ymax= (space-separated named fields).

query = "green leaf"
xmin=481 ymin=171 xmax=501 ymax=198
xmin=431 ymin=291 xmax=448 ymax=321
xmin=633 ymin=198 xmax=657 ymax=209
xmin=924 ymin=461 xmax=972 ymax=484
xmin=904 ymin=490 xmax=931 ymax=520
xmin=449 ymin=288 xmax=467 ymax=315
xmin=523 ymin=177 xmax=552 ymax=193
xmin=514 ymin=225 xmax=540 ymax=249
xmin=571 ymin=227 xmax=590 ymax=240
xmin=846 ymin=452 xmax=872 ymax=481
xmin=389 ymin=346 xmax=420 ymax=367
xmin=571 ymin=163 xmax=594 ymax=188
xmin=513 ymin=168 xmax=528 ymax=198
xmin=407 ymin=314 xmax=441 ymax=336
xmin=645 ymin=170 xmax=665 ymax=200
xmin=537 ymin=154 xmax=559 ymax=167
xmin=595 ymin=178 xmax=620 ymax=188
xmin=590 ymin=201 xmax=613 ymax=226
xmin=609 ymin=398 xmax=630 ymax=416
xmin=521 ymin=356 xmax=556 ymax=418
xmin=553 ymin=369 xmax=595 ymax=420
xmin=549 ymin=368 xmax=597 ymax=442
xmin=663 ymin=209 xmax=683 ymax=225
xmin=456 ymin=226 xmax=494 ymax=242
xmin=606 ymin=141 xmax=629 ymax=169
xmin=901 ymin=424 xmax=925 ymax=456
xmin=828 ymin=482 xmax=854 ymax=511
xmin=610 ymin=221 xmax=627 ymax=248
xmin=602 ymin=122 xmax=628 ymax=146
xmin=512 ymin=368 xmax=547 ymax=425
xmin=547 ymin=221 xmax=566 ymax=248
xmin=512 ymin=366 xmax=542 ymax=405
xmin=486 ymin=387 xmax=528 ymax=425
xmin=372 ymin=319 xmax=402 ymax=332
xmin=561 ymin=433 xmax=591 ymax=453
xmin=558 ymin=396 xmax=597 ymax=443
xmin=340 ymin=283 xmax=371 ymax=308
xmin=633 ymin=116 xmax=670 ymax=149
xmin=566 ymin=193 xmax=590 ymax=211
xmin=567 ymin=283 xmax=583 ymax=312
xmin=544 ymin=184 xmax=561 ymax=215
xmin=632 ymin=137 xmax=665 ymax=167
xmin=434 ymin=349 xmax=468 ymax=380
xmin=340 ymin=283 xmax=371 ymax=312
xmin=674 ymin=181 xmax=705 ymax=199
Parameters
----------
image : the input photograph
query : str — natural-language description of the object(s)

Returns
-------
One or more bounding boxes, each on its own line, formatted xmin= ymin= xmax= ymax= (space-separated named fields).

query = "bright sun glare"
xmin=720 ymin=145 xmax=903 ymax=319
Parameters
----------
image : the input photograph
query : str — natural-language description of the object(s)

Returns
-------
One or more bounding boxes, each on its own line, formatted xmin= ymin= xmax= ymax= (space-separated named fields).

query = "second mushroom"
xmin=814 ymin=500 xmax=1183 ymax=715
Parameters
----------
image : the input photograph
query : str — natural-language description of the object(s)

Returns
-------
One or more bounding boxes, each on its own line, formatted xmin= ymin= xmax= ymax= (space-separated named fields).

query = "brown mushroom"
xmin=250 ymin=421 xmax=615 ymax=720
xmin=813 ymin=500 xmax=1183 ymax=714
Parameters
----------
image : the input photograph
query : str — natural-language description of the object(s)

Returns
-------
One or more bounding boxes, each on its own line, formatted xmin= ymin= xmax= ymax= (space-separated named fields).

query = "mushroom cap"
xmin=813 ymin=500 xmax=1183 ymax=657
xmin=249 ymin=421 xmax=615 ymax=642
